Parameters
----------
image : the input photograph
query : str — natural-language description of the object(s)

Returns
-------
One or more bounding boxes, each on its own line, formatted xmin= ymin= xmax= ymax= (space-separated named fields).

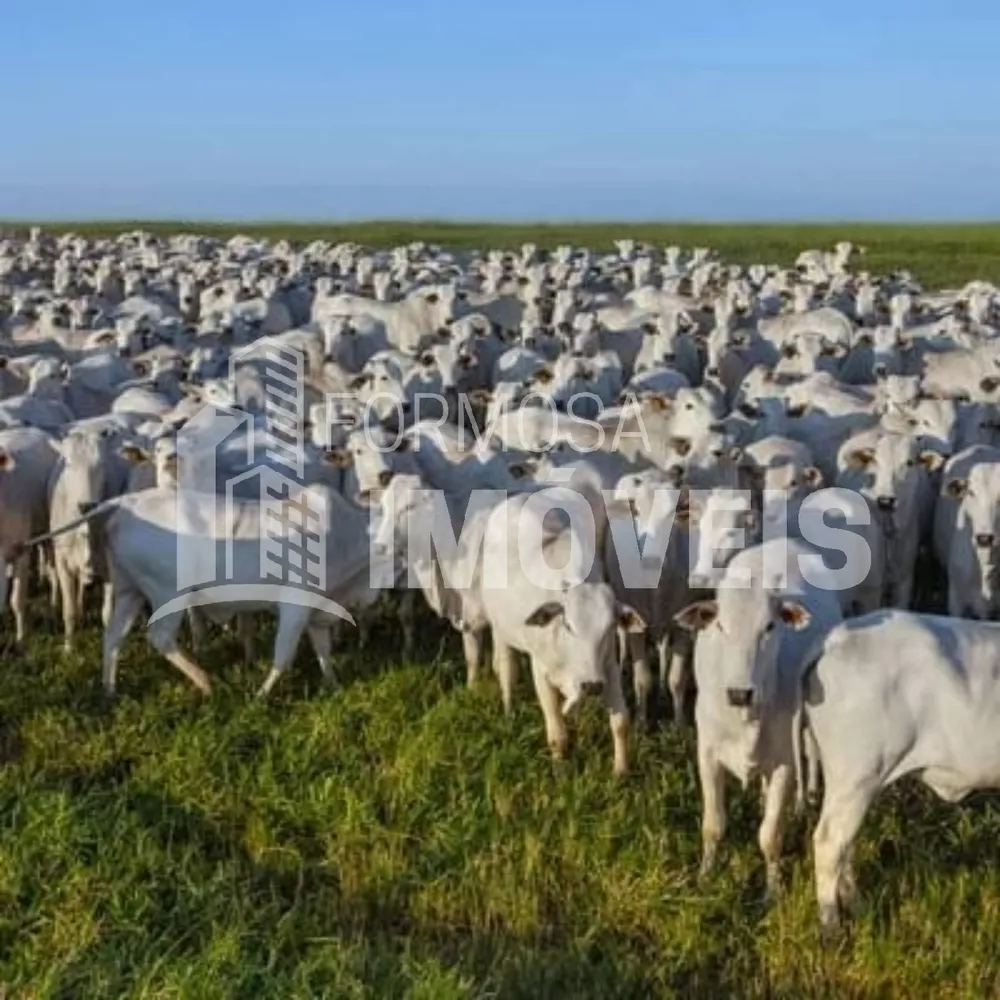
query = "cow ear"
xmin=849 ymin=447 xmax=875 ymax=468
xmin=618 ymin=605 xmax=647 ymax=634
xmin=945 ymin=478 xmax=969 ymax=500
xmin=348 ymin=373 xmax=372 ymax=391
xmin=119 ymin=444 xmax=150 ymax=464
xmin=525 ymin=602 xmax=564 ymax=628
xmin=646 ymin=393 xmax=671 ymax=413
xmin=777 ymin=600 xmax=812 ymax=631
xmin=533 ymin=367 xmax=554 ymax=385
xmin=0 ymin=450 xmax=15 ymax=473
xmin=801 ymin=466 xmax=823 ymax=488
xmin=674 ymin=600 xmax=718 ymax=632
xmin=918 ymin=451 xmax=945 ymax=472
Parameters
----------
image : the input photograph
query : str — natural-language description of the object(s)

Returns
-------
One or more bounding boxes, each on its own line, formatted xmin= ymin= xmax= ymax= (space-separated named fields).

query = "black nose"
xmin=873 ymin=364 xmax=887 ymax=377
xmin=877 ymin=496 xmax=897 ymax=512
xmin=706 ymin=367 xmax=720 ymax=378
xmin=726 ymin=687 xmax=754 ymax=708
xmin=581 ymin=680 xmax=604 ymax=697
xmin=976 ymin=533 xmax=995 ymax=549
xmin=662 ymin=352 xmax=676 ymax=363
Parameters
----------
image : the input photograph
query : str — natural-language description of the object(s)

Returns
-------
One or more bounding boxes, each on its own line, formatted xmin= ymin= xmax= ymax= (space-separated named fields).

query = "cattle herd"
xmin=3 ymin=228 xmax=1000 ymax=932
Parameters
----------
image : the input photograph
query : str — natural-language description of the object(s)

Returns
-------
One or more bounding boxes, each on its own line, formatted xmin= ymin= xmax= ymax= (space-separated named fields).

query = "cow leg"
xmin=629 ymin=632 xmax=652 ymax=730
xmin=604 ymin=657 xmax=630 ymax=778
xmin=101 ymin=582 xmax=114 ymax=629
xmin=805 ymin=728 xmax=822 ymax=805
xmin=102 ymin=586 xmax=143 ymax=696
xmin=187 ymin=607 xmax=208 ymax=650
xmin=257 ymin=606 xmax=312 ymax=698
xmin=307 ymin=622 xmax=335 ymax=686
xmin=493 ymin=640 xmax=518 ymax=714
xmin=813 ymin=785 xmax=875 ymax=933
xmin=238 ymin=613 xmax=257 ymax=665
xmin=530 ymin=659 xmax=567 ymax=762
xmin=698 ymin=746 xmax=726 ymax=878
xmin=75 ymin=574 xmax=87 ymax=623
xmin=400 ymin=589 xmax=417 ymax=659
xmin=758 ymin=763 xmax=793 ymax=902
xmin=10 ymin=554 xmax=30 ymax=645
xmin=462 ymin=628 xmax=484 ymax=688
xmin=55 ymin=557 xmax=77 ymax=651
xmin=146 ymin=612 xmax=212 ymax=694
xmin=668 ymin=646 xmax=690 ymax=725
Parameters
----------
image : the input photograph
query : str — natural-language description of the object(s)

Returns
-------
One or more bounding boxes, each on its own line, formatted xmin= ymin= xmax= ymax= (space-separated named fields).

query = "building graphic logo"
xmin=148 ymin=339 xmax=356 ymax=625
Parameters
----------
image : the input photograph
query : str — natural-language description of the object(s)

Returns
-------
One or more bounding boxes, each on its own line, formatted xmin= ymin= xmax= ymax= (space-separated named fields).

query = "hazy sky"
xmin=3 ymin=0 xmax=998 ymax=220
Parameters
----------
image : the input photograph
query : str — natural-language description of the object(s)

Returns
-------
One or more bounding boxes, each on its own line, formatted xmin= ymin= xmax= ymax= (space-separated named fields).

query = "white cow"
xmin=796 ymin=610 xmax=1000 ymax=930
xmin=675 ymin=537 xmax=844 ymax=896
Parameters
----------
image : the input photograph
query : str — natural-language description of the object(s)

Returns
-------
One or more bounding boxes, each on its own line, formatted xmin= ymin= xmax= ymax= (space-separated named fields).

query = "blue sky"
xmin=2 ymin=0 xmax=998 ymax=220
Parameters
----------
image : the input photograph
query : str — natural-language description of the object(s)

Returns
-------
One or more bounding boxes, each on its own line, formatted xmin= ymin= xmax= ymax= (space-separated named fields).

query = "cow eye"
xmin=764 ymin=621 xmax=776 ymax=633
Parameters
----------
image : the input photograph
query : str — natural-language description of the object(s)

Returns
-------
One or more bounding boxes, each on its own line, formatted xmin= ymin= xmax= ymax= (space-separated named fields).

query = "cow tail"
xmin=15 ymin=497 xmax=123 ymax=553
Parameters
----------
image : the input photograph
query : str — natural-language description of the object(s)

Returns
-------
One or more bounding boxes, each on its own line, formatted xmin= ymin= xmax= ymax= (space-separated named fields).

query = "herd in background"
xmin=3 ymin=228 xmax=1000 ymax=929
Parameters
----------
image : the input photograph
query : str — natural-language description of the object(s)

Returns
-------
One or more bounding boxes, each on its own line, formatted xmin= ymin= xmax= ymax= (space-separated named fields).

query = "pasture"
xmin=2 ymin=223 xmax=1000 ymax=999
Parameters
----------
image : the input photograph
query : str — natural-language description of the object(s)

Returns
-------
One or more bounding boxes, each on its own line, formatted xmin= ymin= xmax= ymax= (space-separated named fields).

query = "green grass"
xmin=4 ymin=221 xmax=1000 ymax=288
xmin=3 ymin=598 xmax=1000 ymax=999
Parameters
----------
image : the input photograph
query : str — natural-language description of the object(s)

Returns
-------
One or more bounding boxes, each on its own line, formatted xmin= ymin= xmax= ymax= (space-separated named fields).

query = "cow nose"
xmin=873 ymin=364 xmax=887 ymax=378
xmin=378 ymin=470 xmax=395 ymax=488
xmin=706 ymin=367 xmax=720 ymax=378
xmin=662 ymin=352 xmax=676 ymax=363
xmin=976 ymin=533 xmax=995 ymax=549
xmin=877 ymin=496 xmax=897 ymax=513
xmin=581 ymin=680 xmax=604 ymax=697
xmin=726 ymin=687 xmax=754 ymax=708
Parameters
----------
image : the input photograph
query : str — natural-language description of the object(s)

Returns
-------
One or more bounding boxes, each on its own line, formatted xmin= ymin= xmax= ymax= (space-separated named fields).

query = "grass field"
xmin=5 ymin=221 xmax=1000 ymax=289
xmin=3 ymin=224 xmax=1000 ymax=998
